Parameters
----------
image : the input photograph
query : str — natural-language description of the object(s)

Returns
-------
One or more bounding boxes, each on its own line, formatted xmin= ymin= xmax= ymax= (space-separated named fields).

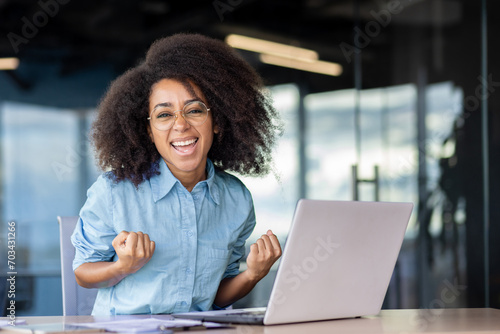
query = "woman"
xmin=71 ymin=33 xmax=282 ymax=315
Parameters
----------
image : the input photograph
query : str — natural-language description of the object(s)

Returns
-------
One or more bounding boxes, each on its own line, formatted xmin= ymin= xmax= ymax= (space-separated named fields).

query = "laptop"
xmin=173 ymin=199 xmax=413 ymax=325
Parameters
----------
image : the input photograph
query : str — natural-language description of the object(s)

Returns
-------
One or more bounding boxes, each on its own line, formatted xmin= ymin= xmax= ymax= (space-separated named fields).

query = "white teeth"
xmin=172 ymin=138 xmax=197 ymax=147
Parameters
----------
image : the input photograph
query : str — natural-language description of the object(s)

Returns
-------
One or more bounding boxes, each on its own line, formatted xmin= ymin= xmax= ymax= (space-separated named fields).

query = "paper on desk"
xmin=72 ymin=317 xmax=227 ymax=333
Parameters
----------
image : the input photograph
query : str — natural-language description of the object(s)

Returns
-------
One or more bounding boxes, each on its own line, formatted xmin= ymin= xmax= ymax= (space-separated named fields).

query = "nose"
xmin=171 ymin=110 xmax=190 ymax=131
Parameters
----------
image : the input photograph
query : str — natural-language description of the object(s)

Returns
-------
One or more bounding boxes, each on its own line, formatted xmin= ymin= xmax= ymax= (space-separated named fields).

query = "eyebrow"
xmin=152 ymin=98 xmax=203 ymax=111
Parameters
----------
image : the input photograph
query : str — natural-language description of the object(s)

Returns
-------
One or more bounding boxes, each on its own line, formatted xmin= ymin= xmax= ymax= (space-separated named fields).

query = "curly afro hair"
xmin=92 ymin=33 xmax=282 ymax=187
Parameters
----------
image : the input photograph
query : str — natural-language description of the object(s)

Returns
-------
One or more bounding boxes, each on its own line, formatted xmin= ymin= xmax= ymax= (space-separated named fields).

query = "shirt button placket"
xmin=184 ymin=192 xmax=197 ymax=310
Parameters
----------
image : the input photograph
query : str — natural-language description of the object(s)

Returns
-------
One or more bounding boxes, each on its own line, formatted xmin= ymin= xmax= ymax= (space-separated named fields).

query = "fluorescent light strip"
xmin=226 ymin=34 xmax=318 ymax=62
xmin=0 ymin=58 xmax=20 ymax=70
xmin=260 ymin=54 xmax=343 ymax=77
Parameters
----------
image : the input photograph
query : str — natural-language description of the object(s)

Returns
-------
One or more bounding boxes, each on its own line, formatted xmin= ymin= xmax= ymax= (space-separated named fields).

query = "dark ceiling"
xmin=0 ymin=1 xmax=358 ymax=77
xmin=0 ymin=0 xmax=493 ymax=94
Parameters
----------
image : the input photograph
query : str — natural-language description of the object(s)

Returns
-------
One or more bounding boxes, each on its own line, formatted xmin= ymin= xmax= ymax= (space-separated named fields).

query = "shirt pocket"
xmin=207 ymin=248 xmax=231 ymax=260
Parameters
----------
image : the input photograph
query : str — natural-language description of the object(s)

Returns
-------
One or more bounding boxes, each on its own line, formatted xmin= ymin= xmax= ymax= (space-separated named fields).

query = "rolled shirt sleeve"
xmin=223 ymin=201 xmax=256 ymax=279
xmin=71 ymin=174 xmax=118 ymax=271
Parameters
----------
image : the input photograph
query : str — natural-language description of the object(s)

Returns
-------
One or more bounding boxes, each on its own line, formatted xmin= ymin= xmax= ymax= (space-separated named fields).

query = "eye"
xmin=186 ymin=108 xmax=204 ymax=115
xmin=156 ymin=110 xmax=175 ymax=119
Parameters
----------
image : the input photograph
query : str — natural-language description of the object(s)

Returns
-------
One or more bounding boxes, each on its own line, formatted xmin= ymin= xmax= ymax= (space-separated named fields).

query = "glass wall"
xmin=238 ymin=84 xmax=301 ymax=241
xmin=298 ymin=0 xmax=495 ymax=309
xmin=239 ymin=0 xmax=497 ymax=310
xmin=0 ymin=102 xmax=98 ymax=315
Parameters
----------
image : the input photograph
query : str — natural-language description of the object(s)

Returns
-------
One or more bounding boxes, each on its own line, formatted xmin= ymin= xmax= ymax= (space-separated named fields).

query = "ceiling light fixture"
xmin=0 ymin=57 xmax=20 ymax=70
xmin=260 ymin=54 xmax=343 ymax=77
xmin=226 ymin=34 xmax=318 ymax=62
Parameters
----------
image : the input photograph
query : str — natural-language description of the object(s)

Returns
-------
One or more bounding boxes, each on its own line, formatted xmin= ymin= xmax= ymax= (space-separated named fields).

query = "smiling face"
xmin=148 ymin=79 xmax=218 ymax=187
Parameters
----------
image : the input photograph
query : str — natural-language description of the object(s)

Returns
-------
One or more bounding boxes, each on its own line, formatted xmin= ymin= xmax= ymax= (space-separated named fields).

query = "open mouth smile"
xmin=171 ymin=138 xmax=198 ymax=153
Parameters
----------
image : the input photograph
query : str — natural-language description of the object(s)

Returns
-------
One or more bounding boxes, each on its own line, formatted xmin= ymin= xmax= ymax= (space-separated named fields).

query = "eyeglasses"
xmin=147 ymin=101 xmax=210 ymax=131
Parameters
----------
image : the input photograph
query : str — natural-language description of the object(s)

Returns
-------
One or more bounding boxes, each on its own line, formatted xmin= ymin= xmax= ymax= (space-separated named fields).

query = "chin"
xmin=166 ymin=157 xmax=204 ymax=174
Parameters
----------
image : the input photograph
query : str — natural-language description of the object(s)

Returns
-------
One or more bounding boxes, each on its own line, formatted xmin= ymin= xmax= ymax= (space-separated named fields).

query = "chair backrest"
xmin=58 ymin=216 xmax=98 ymax=316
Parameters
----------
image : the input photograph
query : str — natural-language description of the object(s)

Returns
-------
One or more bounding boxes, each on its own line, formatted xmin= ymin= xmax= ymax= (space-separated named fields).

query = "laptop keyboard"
xmin=224 ymin=310 xmax=266 ymax=317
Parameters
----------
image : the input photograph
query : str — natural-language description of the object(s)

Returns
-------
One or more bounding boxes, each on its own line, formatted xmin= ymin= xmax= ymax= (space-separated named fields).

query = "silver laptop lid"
xmin=264 ymin=200 xmax=413 ymax=325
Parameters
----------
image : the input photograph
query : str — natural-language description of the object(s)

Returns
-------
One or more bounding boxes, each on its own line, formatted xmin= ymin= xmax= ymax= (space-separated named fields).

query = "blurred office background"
xmin=0 ymin=0 xmax=498 ymax=315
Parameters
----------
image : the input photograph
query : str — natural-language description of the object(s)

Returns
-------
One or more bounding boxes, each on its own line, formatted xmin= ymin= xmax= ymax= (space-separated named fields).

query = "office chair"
xmin=58 ymin=216 xmax=98 ymax=316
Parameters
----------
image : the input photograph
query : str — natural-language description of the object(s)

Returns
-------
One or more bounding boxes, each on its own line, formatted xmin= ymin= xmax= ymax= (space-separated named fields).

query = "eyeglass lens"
xmin=151 ymin=101 xmax=208 ymax=130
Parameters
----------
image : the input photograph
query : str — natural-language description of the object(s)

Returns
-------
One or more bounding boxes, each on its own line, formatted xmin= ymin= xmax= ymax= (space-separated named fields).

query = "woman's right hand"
xmin=75 ymin=230 xmax=156 ymax=289
xmin=112 ymin=231 xmax=156 ymax=275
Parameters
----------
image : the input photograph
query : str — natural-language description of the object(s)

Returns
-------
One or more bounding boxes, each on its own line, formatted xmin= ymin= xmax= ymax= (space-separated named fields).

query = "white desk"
xmin=2 ymin=308 xmax=500 ymax=333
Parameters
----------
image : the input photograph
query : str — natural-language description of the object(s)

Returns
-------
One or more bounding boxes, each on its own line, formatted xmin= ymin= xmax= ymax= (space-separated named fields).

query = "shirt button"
xmin=181 ymin=301 xmax=187 ymax=306
xmin=186 ymin=268 xmax=192 ymax=275
xmin=193 ymin=195 xmax=199 ymax=200
xmin=187 ymin=231 xmax=194 ymax=237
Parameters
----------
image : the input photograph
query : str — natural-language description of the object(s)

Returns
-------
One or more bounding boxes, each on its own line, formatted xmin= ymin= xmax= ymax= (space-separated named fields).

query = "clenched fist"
xmin=245 ymin=230 xmax=282 ymax=281
xmin=112 ymin=231 xmax=156 ymax=275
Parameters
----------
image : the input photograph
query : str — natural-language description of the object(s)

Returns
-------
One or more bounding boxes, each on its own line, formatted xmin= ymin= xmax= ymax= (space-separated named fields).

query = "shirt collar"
xmin=204 ymin=159 xmax=220 ymax=205
xmin=149 ymin=159 xmax=220 ymax=205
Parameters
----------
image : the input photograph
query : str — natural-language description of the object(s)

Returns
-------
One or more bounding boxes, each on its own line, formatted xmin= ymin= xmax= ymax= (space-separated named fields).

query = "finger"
xmin=143 ymin=233 xmax=151 ymax=257
xmin=126 ymin=232 xmax=138 ymax=250
xmin=260 ymin=235 xmax=273 ymax=253
xmin=136 ymin=231 xmax=145 ymax=257
xmin=267 ymin=233 xmax=281 ymax=253
xmin=113 ymin=231 xmax=129 ymax=248
xmin=150 ymin=240 xmax=156 ymax=255
xmin=250 ymin=243 xmax=259 ymax=255
xmin=256 ymin=238 xmax=266 ymax=252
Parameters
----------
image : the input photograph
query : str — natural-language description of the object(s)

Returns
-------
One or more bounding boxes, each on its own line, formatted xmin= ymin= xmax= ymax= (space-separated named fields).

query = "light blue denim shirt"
xmin=71 ymin=159 xmax=256 ymax=315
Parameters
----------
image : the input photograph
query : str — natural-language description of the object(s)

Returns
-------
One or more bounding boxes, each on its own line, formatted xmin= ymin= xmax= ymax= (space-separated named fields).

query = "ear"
xmin=214 ymin=124 xmax=220 ymax=134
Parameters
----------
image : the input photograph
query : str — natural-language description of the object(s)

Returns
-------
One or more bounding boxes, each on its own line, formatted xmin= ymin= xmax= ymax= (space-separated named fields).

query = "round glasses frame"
xmin=147 ymin=101 xmax=210 ymax=131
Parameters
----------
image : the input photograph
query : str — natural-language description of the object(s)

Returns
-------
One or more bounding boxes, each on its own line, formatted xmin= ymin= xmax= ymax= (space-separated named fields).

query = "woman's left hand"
xmin=245 ymin=229 xmax=282 ymax=281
